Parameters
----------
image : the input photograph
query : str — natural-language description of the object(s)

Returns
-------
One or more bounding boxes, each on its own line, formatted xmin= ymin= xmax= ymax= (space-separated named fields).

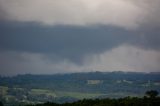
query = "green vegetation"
xmin=0 ymin=72 xmax=160 ymax=105
xmin=1 ymin=90 xmax=157 ymax=106
xmin=56 ymin=91 xmax=103 ymax=99
xmin=0 ymin=86 xmax=8 ymax=92
xmin=0 ymin=86 xmax=104 ymax=105
xmin=145 ymin=90 xmax=159 ymax=98
xmin=0 ymin=101 xmax=3 ymax=106
xmin=30 ymin=89 xmax=57 ymax=97
xmin=25 ymin=92 xmax=160 ymax=106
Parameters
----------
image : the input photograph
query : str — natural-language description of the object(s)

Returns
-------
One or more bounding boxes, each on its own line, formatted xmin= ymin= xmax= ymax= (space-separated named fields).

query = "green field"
xmin=1 ymin=72 xmax=160 ymax=106
xmin=55 ymin=91 xmax=103 ymax=99
xmin=30 ymin=88 xmax=103 ymax=99
xmin=0 ymin=86 xmax=8 ymax=96
xmin=0 ymin=86 xmax=105 ymax=104
xmin=0 ymin=85 xmax=144 ymax=104
xmin=30 ymin=89 xmax=57 ymax=97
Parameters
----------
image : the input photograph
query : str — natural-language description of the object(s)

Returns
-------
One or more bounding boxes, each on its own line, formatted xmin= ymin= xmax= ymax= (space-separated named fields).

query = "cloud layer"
xmin=1 ymin=45 xmax=160 ymax=76
xmin=0 ymin=24 xmax=160 ymax=64
xmin=0 ymin=0 xmax=160 ymax=75
xmin=0 ymin=0 xmax=160 ymax=29
xmin=0 ymin=23 xmax=160 ymax=75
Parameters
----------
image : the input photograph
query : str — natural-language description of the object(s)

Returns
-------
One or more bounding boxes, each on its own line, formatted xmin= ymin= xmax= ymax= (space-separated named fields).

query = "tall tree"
xmin=145 ymin=90 xmax=159 ymax=98
xmin=0 ymin=101 xmax=3 ymax=106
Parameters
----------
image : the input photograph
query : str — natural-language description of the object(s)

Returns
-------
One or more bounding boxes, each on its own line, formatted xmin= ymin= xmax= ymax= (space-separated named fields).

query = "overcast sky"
xmin=0 ymin=0 xmax=160 ymax=76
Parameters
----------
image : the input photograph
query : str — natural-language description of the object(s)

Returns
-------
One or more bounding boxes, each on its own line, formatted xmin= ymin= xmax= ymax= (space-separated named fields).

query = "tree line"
xmin=0 ymin=90 xmax=159 ymax=106
xmin=28 ymin=90 xmax=160 ymax=106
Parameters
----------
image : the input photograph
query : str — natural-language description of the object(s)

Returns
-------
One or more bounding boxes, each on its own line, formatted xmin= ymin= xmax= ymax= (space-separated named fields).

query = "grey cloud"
xmin=0 ymin=51 xmax=72 ymax=76
xmin=0 ymin=5 xmax=8 ymax=21
xmin=129 ymin=28 xmax=160 ymax=50
xmin=0 ymin=23 xmax=130 ymax=64
xmin=0 ymin=0 xmax=160 ymax=29
xmin=85 ymin=45 xmax=160 ymax=72
xmin=128 ymin=0 xmax=160 ymax=28
xmin=0 ymin=23 xmax=160 ymax=64
xmin=1 ymin=45 xmax=160 ymax=76
xmin=0 ymin=0 xmax=160 ymax=75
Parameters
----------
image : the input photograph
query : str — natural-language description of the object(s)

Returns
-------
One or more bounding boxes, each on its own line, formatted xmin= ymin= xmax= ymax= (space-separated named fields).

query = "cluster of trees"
xmin=24 ymin=90 xmax=160 ymax=106
xmin=0 ymin=101 xmax=3 ymax=106
xmin=0 ymin=90 xmax=159 ymax=106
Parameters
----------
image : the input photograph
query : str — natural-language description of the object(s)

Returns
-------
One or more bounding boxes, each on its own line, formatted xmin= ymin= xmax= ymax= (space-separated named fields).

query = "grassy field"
xmin=30 ymin=88 xmax=103 ymax=99
xmin=0 ymin=86 xmax=144 ymax=99
xmin=55 ymin=91 xmax=103 ymax=99
xmin=0 ymin=86 xmax=8 ymax=96
xmin=30 ymin=89 xmax=57 ymax=97
xmin=0 ymin=85 xmax=145 ymax=105
xmin=0 ymin=86 xmax=104 ymax=100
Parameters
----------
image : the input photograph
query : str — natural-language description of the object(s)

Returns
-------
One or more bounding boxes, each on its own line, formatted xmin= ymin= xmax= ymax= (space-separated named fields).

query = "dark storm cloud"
xmin=0 ymin=22 xmax=160 ymax=64
xmin=0 ymin=23 xmax=128 ymax=63
xmin=0 ymin=0 xmax=160 ymax=75
xmin=129 ymin=28 xmax=160 ymax=51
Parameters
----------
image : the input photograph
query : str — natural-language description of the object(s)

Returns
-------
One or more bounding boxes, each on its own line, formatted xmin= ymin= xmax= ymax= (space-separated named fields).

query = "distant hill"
xmin=0 ymin=71 xmax=160 ymax=105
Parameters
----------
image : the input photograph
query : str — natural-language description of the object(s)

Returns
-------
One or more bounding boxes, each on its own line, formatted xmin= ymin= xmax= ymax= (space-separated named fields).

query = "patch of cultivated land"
xmin=55 ymin=91 xmax=103 ymax=99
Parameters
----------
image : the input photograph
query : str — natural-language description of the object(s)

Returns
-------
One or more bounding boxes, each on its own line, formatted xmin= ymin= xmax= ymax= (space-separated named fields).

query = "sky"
xmin=0 ymin=0 xmax=160 ymax=76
